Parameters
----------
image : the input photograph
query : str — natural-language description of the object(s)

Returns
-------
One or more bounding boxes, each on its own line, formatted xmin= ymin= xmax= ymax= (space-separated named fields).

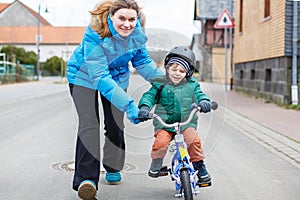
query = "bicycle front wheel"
xmin=180 ymin=169 xmax=193 ymax=200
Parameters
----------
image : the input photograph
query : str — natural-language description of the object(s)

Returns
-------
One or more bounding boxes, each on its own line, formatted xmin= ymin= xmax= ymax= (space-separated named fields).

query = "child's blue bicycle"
xmin=146 ymin=102 xmax=218 ymax=200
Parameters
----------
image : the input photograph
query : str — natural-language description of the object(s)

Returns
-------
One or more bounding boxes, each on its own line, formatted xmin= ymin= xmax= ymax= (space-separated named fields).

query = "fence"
xmin=0 ymin=60 xmax=35 ymax=83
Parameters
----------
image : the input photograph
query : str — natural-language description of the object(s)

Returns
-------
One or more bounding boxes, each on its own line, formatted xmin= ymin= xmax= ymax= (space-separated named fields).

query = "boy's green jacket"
xmin=138 ymin=75 xmax=211 ymax=132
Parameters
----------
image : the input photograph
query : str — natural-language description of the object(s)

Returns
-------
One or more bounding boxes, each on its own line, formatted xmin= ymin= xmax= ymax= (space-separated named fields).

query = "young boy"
xmin=138 ymin=46 xmax=212 ymax=186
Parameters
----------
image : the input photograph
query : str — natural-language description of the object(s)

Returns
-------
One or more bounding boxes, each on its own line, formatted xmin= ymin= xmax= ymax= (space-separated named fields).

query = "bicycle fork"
xmin=172 ymin=134 xmax=199 ymax=197
xmin=172 ymin=168 xmax=199 ymax=198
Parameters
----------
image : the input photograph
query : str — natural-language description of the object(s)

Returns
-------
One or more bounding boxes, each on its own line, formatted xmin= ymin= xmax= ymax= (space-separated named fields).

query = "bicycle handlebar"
xmin=148 ymin=101 xmax=218 ymax=128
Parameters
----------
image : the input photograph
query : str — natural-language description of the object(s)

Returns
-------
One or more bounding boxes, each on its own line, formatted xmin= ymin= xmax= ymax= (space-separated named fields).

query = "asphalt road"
xmin=0 ymin=76 xmax=299 ymax=200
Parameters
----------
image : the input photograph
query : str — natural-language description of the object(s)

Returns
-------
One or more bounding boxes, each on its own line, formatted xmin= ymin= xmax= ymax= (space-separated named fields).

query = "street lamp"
xmin=36 ymin=1 xmax=48 ymax=81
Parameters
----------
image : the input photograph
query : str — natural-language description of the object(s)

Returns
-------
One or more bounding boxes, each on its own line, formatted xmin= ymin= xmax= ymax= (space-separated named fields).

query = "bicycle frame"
xmin=144 ymin=102 xmax=218 ymax=199
xmin=171 ymin=134 xmax=199 ymax=197
xmin=152 ymin=107 xmax=200 ymax=198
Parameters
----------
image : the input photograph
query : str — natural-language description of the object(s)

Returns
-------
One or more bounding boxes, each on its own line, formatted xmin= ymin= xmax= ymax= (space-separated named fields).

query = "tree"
xmin=42 ymin=56 xmax=65 ymax=76
xmin=1 ymin=45 xmax=37 ymax=83
xmin=0 ymin=45 xmax=36 ymax=65
xmin=1 ymin=45 xmax=65 ymax=77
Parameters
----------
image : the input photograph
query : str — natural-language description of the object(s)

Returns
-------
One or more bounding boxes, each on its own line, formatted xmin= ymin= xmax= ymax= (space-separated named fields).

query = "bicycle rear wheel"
xmin=180 ymin=169 xmax=193 ymax=200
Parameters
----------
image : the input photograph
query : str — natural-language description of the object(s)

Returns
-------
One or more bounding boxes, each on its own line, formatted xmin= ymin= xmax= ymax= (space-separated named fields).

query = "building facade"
xmin=192 ymin=0 xmax=234 ymax=85
xmin=0 ymin=0 xmax=85 ymax=62
xmin=234 ymin=0 xmax=300 ymax=104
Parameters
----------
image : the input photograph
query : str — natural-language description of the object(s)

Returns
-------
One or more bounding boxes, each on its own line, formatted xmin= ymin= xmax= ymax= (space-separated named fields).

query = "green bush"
xmin=42 ymin=56 xmax=65 ymax=76
xmin=1 ymin=45 xmax=66 ymax=78
xmin=1 ymin=45 xmax=36 ymax=65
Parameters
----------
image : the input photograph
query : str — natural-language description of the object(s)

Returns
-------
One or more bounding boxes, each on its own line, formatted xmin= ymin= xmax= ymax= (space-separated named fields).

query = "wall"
xmin=234 ymin=56 xmax=300 ymax=104
xmin=212 ymin=47 xmax=232 ymax=84
xmin=232 ymin=0 xmax=300 ymax=104
xmin=234 ymin=0 xmax=286 ymax=63
xmin=0 ymin=44 xmax=77 ymax=62
xmin=0 ymin=2 xmax=37 ymax=26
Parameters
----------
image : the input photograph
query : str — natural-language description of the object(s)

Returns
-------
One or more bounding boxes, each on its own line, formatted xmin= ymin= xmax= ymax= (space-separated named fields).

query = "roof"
xmin=0 ymin=1 xmax=85 ymax=45
xmin=0 ymin=26 xmax=85 ymax=44
xmin=0 ymin=3 xmax=9 ymax=12
xmin=0 ymin=0 xmax=51 ymax=26
xmin=194 ymin=0 xmax=234 ymax=20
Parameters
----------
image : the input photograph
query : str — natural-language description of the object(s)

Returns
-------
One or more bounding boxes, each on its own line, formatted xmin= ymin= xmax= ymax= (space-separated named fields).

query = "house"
xmin=234 ymin=0 xmax=299 ymax=104
xmin=0 ymin=0 xmax=191 ymax=64
xmin=0 ymin=0 xmax=85 ymax=62
xmin=192 ymin=0 xmax=234 ymax=85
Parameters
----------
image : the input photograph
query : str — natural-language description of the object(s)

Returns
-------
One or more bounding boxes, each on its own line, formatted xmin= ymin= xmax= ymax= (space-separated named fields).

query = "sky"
xmin=0 ymin=0 xmax=200 ymax=39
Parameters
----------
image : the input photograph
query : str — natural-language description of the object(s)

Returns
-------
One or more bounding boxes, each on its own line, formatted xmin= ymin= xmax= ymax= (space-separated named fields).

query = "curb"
xmin=223 ymin=107 xmax=300 ymax=170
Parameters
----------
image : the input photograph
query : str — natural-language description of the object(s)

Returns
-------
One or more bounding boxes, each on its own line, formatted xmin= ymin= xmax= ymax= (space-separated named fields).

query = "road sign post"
xmin=214 ymin=9 xmax=234 ymax=91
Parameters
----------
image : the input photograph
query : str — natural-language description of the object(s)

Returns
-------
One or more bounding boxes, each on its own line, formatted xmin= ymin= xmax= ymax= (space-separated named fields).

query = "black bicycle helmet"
xmin=164 ymin=46 xmax=196 ymax=79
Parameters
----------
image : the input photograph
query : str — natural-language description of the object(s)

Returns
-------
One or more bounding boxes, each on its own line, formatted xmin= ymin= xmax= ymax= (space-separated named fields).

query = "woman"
xmin=66 ymin=0 xmax=163 ymax=199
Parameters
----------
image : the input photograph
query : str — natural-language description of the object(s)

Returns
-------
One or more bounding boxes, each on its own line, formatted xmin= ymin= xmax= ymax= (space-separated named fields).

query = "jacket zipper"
xmin=124 ymin=39 xmax=127 ymax=51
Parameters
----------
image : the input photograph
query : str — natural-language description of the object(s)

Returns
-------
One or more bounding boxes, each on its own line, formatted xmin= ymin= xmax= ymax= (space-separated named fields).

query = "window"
xmin=265 ymin=68 xmax=272 ymax=92
xmin=250 ymin=69 xmax=255 ymax=80
xmin=265 ymin=69 xmax=272 ymax=81
xmin=264 ymin=0 xmax=270 ymax=18
xmin=207 ymin=21 xmax=224 ymax=46
xmin=240 ymin=70 xmax=244 ymax=79
xmin=239 ymin=0 xmax=243 ymax=32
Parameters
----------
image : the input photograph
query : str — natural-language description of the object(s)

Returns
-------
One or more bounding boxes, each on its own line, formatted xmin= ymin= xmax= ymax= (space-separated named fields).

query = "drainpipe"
xmin=291 ymin=1 xmax=298 ymax=105
xmin=229 ymin=0 xmax=234 ymax=90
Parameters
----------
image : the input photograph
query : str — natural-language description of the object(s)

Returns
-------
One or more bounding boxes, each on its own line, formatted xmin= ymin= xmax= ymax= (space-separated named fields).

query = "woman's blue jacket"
xmin=67 ymin=15 xmax=163 ymax=112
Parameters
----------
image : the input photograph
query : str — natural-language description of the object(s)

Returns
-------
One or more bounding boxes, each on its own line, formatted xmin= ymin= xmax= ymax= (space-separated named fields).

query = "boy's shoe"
xmin=192 ymin=160 xmax=212 ymax=187
xmin=197 ymin=173 xmax=212 ymax=187
xmin=105 ymin=171 xmax=122 ymax=185
xmin=78 ymin=180 xmax=97 ymax=200
xmin=148 ymin=158 xmax=164 ymax=178
xmin=148 ymin=166 xmax=169 ymax=178
xmin=148 ymin=169 xmax=160 ymax=178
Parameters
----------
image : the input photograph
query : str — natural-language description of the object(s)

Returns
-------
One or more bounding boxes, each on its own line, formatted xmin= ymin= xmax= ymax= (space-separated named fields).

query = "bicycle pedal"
xmin=159 ymin=172 xmax=168 ymax=177
xmin=159 ymin=166 xmax=169 ymax=176
xmin=197 ymin=182 xmax=212 ymax=187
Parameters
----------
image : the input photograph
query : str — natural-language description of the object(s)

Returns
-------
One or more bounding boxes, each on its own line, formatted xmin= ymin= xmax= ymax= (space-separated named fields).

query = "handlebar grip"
xmin=191 ymin=101 xmax=218 ymax=111
xmin=211 ymin=101 xmax=218 ymax=110
xmin=190 ymin=103 xmax=198 ymax=110
xmin=135 ymin=113 xmax=154 ymax=121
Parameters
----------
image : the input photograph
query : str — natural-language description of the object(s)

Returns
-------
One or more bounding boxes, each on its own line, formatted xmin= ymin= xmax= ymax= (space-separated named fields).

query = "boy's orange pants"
xmin=151 ymin=127 xmax=205 ymax=162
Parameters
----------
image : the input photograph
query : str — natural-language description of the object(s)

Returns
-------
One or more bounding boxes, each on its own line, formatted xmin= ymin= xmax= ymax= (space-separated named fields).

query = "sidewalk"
xmin=201 ymin=82 xmax=300 ymax=169
xmin=224 ymin=90 xmax=300 ymax=142
xmin=221 ymin=88 xmax=300 ymax=170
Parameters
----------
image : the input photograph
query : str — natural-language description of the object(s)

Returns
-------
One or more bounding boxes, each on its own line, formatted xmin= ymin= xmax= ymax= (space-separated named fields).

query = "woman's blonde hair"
xmin=89 ymin=0 xmax=141 ymax=38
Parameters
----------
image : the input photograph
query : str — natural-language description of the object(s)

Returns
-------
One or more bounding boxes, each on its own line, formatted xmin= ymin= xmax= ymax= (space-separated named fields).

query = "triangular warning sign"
xmin=214 ymin=9 xmax=234 ymax=29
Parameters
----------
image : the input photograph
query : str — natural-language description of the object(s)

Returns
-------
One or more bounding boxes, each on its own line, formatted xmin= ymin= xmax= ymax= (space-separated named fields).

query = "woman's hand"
xmin=126 ymin=102 xmax=140 ymax=124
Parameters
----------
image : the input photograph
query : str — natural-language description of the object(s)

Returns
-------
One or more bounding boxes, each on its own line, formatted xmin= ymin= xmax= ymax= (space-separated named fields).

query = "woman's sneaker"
xmin=78 ymin=180 xmax=97 ymax=200
xmin=105 ymin=171 xmax=122 ymax=185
